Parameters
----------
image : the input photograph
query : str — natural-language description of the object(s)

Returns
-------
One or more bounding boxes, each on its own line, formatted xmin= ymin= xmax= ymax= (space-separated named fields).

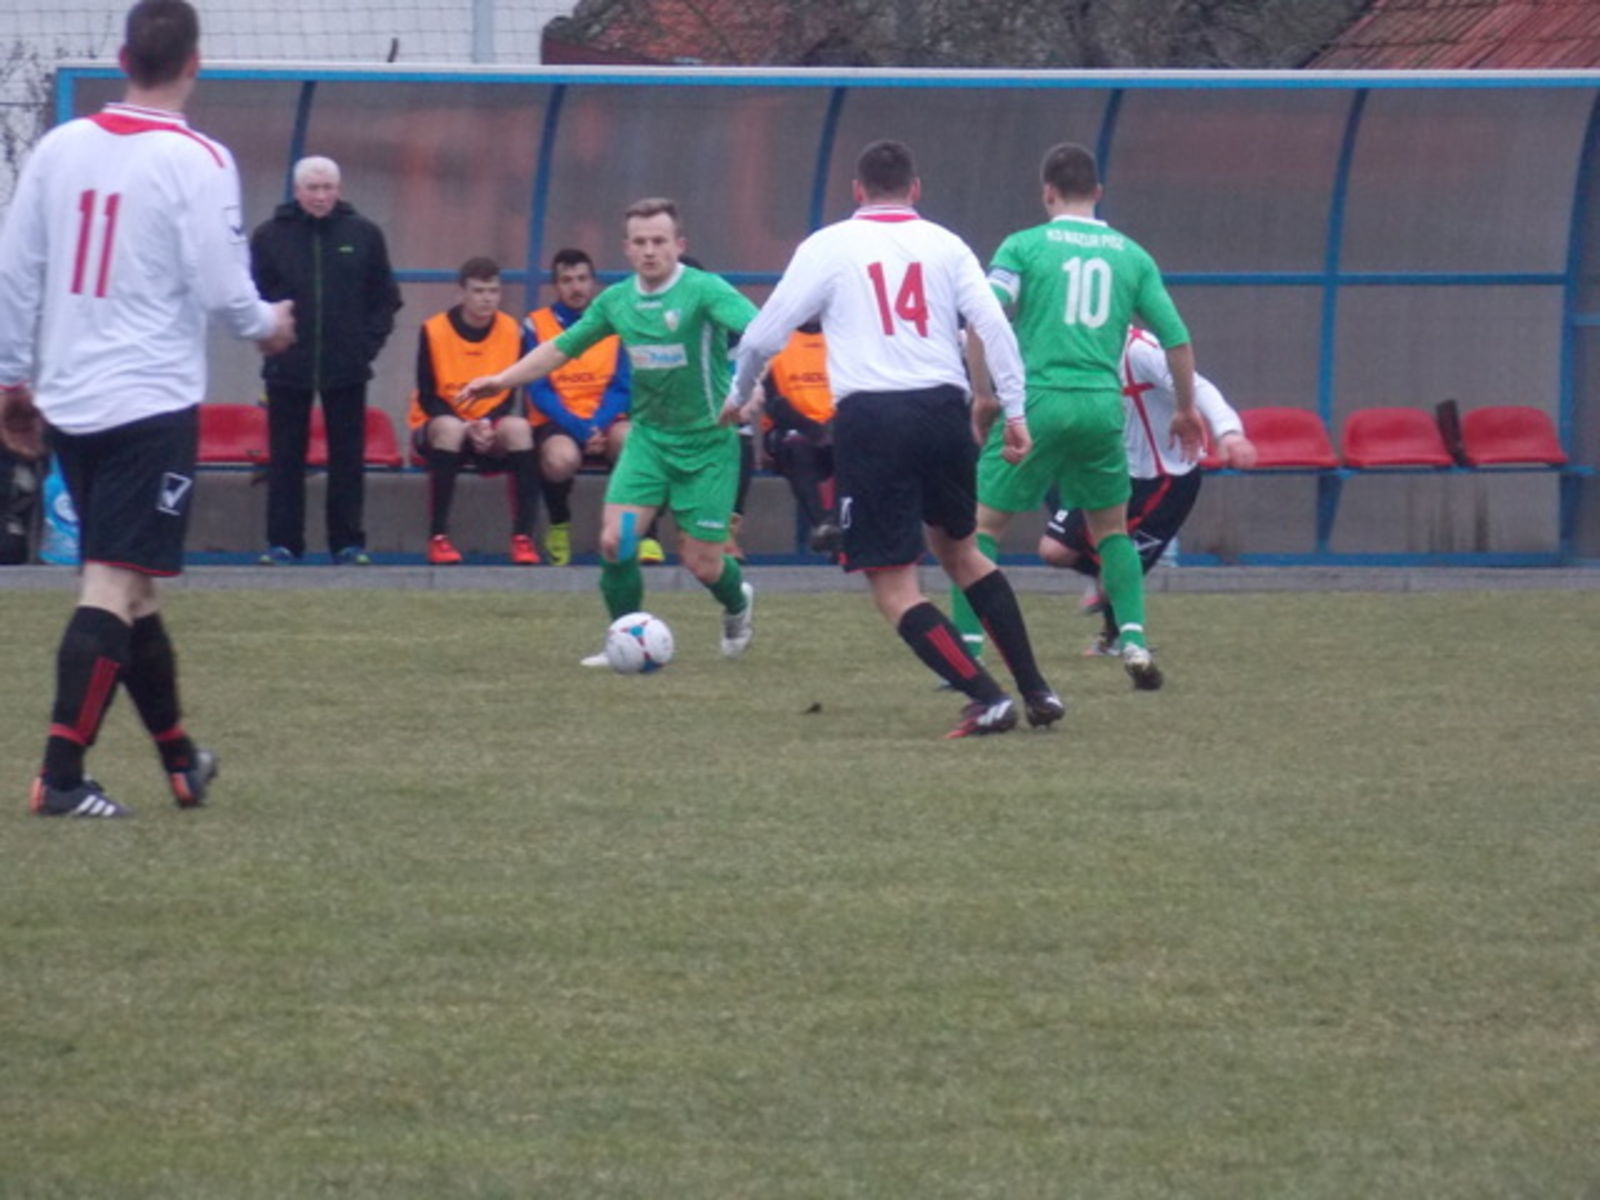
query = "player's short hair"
xmin=855 ymin=140 xmax=916 ymax=200
xmin=293 ymin=156 xmax=341 ymax=187
xmin=624 ymin=197 xmax=681 ymax=234
xmin=1041 ymin=142 xmax=1100 ymax=200
xmin=122 ymin=0 xmax=199 ymax=88
xmin=549 ymin=248 xmax=594 ymax=277
xmin=458 ymin=256 xmax=500 ymax=285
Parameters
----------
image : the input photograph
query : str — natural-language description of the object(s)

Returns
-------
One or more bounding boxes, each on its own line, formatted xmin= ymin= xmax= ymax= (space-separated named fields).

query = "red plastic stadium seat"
xmin=1237 ymin=407 xmax=1340 ymax=469
xmin=304 ymin=408 xmax=404 ymax=468
xmin=1459 ymin=405 xmax=1567 ymax=467
xmin=196 ymin=403 xmax=268 ymax=465
xmin=1341 ymin=407 xmax=1454 ymax=468
xmin=363 ymin=408 xmax=404 ymax=469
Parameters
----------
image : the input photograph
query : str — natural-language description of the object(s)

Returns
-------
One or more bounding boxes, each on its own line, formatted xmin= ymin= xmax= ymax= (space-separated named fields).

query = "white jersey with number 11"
xmin=0 ymin=102 xmax=275 ymax=435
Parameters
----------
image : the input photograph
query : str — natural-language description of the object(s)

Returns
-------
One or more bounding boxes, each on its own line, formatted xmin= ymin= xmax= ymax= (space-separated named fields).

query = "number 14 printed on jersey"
xmin=867 ymin=261 xmax=929 ymax=337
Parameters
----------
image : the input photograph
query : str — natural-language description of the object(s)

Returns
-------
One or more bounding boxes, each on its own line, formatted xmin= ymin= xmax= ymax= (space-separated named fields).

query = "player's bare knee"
xmin=542 ymin=440 xmax=578 ymax=481
xmin=1039 ymin=538 xmax=1077 ymax=569
xmin=681 ymin=540 xmax=723 ymax=584
xmin=498 ymin=417 xmax=533 ymax=452
xmin=935 ymin=539 xmax=992 ymax=591
xmin=429 ymin=417 xmax=467 ymax=451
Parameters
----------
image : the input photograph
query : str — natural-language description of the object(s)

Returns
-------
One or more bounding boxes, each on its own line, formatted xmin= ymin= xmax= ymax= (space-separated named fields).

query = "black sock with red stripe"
xmin=964 ymin=569 xmax=1049 ymax=696
xmin=897 ymin=601 xmax=1004 ymax=702
xmin=124 ymin=613 xmax=195 ymax=774
xmin=42 ymin=606 xmax=130 ymax=789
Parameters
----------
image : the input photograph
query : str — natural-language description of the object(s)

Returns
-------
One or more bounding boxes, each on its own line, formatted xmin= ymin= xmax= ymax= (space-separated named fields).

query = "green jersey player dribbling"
xmin=954 ymin=143 xmax=1204 ymax=690
xmin=459 ymin=198 xmax=758 ymax=662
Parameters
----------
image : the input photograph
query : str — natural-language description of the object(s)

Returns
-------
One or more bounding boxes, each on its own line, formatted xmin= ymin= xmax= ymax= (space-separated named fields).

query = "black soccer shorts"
xmin=832 ymin=384 xmax=977 ymax=571
xmin=1043 ymin=469 xmax=1202 ymax=572
xmin=50 ymin=406 xmax=198 ymax=577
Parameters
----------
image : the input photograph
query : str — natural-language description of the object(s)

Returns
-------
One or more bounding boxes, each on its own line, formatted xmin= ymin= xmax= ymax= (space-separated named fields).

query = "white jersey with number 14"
xmin=732 ymin=205 xmax=1027 ymax=421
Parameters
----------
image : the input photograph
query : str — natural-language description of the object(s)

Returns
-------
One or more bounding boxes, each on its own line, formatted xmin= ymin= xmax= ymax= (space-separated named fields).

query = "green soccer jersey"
xmin=988 ymin=215 xmax=1189 ymax=393
xmin=554 ymin=265 xmax=758 ymax=435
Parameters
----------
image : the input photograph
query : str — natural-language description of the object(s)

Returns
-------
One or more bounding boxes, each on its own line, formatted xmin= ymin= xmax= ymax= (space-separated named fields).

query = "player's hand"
xmin=1220 ymin=432 xmax=1258 ymax=469
xmin=1001 ymin=416 xmax=1032 ymax=464
xmin=970 ymin=391 xmax=1000 ymax=447
xmin=0 ymin=383 xmax=44 ymax=461
xmin=723 ymin=395 xmax=761 ymax=427
xmin=584 ymin=430 xmax=607 ymax=457
xmin=457 ymin=375 xmax=499 ymax=407
xmin=257 ymin=300 xmax=296 ymax=356
xmin=466 ymin=419 xmax=495 ymax=455
xmin=1170 ymin=409 xmax=1205 ymax=462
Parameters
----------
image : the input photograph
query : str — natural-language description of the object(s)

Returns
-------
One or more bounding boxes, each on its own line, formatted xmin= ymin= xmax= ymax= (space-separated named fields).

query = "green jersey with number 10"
xmin=987 ymin=215 xmax=1189 ymax=395
xmin=554 ymin=265 xmax=757 ymax=435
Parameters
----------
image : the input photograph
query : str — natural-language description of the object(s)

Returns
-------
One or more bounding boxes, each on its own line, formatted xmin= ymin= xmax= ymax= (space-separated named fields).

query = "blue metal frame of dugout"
xmin=53 ymin=65 xmax=1600 ymax=567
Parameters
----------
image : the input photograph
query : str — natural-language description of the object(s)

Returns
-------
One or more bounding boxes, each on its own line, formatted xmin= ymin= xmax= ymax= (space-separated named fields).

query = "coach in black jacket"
xmin=251 ymin=155 xmax=402 ymax=564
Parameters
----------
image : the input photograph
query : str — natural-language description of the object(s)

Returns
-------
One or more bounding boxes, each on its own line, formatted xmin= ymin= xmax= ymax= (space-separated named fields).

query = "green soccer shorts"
xmin=978 ymin=386 xmax=1132 ymax=514
xmin=604 ymin=423 xmax=739 ymax=543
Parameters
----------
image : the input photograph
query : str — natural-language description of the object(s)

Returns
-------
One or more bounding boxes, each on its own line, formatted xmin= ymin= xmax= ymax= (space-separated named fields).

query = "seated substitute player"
xmin=956 ymin=141 xmax=1204 ymax=691
xmin=524 ymin=247 xmax=632 ymax=566
xmin=762 ymin=321 xmax=841 ymax=554
xmin=457 ymin=197 xmax=757 ymax=663
xmin=409 ymin=256 xmax=542 ymax=566
xmin=726 ymin=138 xmax=1062 ymax=739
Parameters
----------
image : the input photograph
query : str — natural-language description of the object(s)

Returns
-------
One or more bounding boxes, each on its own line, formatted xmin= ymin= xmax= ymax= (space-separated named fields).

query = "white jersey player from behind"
xmin=726 ymin=139 xmax=1063 ymax=739
xmin=1041 ymin=327 xmax=1257 ymax=656
xmin=0 ymin=0 xmax=294 ymax=818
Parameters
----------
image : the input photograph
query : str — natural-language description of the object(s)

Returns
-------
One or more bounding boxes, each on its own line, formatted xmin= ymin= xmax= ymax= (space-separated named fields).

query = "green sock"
xmin=949 ymin=532 xmax=998 ymax=660
xmin=600 ymin=557 xmax=643 ymax=619
xmin=708 ymin=554 xmax=747 ymax=613
xmin=1097 ymin=531 xmax=1147 ymax=650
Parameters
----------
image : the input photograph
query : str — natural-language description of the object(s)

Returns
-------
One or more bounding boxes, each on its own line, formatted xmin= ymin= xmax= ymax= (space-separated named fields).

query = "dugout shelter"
xmin=51 ymin=63 xmax=1600 ymax=565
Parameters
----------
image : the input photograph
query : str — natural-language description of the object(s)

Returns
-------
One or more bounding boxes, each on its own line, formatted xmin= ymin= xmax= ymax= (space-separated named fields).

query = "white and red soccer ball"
xmin=603 ymin=611 xmax=674 ymax=674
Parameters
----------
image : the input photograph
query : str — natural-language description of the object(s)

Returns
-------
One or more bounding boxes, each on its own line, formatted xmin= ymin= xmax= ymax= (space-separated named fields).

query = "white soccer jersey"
xmin=1122 ymin=328 xmax=1241 ymax=479
xmin=732 ymin=205 xmax=1026 ymax=420
xmin=0 ymin=102 xmax=275 ymax=435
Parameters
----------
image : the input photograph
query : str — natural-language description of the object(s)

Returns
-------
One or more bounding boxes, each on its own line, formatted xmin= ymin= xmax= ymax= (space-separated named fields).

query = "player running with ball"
xmin=458 ymin=198 xmax=756 ymax=663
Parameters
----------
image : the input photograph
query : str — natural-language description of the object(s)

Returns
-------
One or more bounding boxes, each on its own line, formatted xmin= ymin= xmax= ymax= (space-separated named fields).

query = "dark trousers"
xmin=265 ymin=382 xmax=366 ymax=557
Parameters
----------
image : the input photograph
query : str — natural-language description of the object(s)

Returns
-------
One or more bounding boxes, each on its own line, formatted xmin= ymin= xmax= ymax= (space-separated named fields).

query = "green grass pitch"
xmin=2 ymin=586 xmax=1597 ymax=1197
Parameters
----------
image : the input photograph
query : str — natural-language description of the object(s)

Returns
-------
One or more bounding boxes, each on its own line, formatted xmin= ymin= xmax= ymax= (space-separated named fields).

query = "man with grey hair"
xmin=250 ymin=155 xmax=401 ymax=565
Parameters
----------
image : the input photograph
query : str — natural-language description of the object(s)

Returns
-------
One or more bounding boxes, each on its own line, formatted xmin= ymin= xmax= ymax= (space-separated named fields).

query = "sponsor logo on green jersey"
xmin=628 ymin=344 xmax=689 ymax=370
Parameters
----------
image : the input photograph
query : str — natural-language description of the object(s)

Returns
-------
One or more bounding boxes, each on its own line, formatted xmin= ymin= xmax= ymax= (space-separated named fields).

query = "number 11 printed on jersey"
xmin=72 ymin=189 xmax=122 ymax=299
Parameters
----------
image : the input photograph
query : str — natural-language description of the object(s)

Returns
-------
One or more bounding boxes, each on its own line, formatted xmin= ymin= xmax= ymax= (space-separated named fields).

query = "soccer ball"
xmin=603 ymin=611 xmax=674 ymax=674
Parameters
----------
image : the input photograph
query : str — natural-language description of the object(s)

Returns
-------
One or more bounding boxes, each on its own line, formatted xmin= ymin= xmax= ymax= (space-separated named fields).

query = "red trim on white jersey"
xmin=1118 ymin=329 xmax=1240 ymax=480
xmin=853 ymin=206 xmax=919 ymax=223
xmin=1123 ymin=328 xmax=1169 ymax=480
xmin=0 ymin=101 xmax=274 ymax=433
xmin=90 ymin=105 xmax=225 ymax=169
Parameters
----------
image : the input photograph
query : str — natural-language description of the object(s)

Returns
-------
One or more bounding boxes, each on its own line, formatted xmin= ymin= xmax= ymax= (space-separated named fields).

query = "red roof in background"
xmin=1310 ymin=0 xmax=1600 ymax=69
xmin=544 ymin=0 xmax=791 ymax=66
